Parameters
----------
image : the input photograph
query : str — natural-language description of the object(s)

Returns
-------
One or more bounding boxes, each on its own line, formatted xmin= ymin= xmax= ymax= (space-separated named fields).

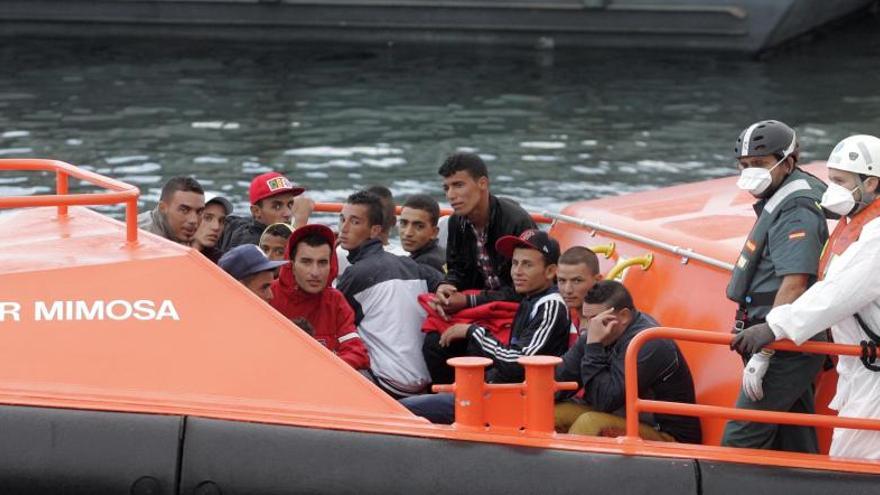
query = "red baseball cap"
xmin=249 ymin=172 xmax=305 ymax=205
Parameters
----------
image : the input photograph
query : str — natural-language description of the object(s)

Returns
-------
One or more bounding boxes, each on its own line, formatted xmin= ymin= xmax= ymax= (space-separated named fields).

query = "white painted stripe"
xmin=740 ymin=122 xmax=761 ymax=157
xmin=337 ymin=332 xmax=360 ymax=343
xmin=764 ymin=178 xmax=811 ymax=213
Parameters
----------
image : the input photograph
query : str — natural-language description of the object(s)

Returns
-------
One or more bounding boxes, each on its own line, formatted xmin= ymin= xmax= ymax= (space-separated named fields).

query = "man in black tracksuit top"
xmin=555 ymin=281 xmax=702 ymax=444
xmin=424 ymin=152 xmax=537 ymax=384
xmin=401 ymin=229 xmax=570 ymax=423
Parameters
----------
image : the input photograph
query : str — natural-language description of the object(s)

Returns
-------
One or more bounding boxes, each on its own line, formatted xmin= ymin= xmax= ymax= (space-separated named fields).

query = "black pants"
xmin=422 ymin=331 xmax=471 ymax=385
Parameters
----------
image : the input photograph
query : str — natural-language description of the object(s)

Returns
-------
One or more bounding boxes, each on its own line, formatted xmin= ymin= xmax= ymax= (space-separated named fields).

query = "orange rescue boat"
xmin=1 ymin=159 xmax=879 ymax=494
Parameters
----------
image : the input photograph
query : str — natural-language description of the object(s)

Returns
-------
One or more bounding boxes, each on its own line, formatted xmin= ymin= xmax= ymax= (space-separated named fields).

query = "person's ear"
xmin=865 ymin=176 xmax=880 ymax=194
xmin=370 ymin=224 xmax=383 ymax=239
xmin=478 ymin=176 xmax=489 ymax=192
xmin=430 ymin=225 xmax=440 ymax=239
xmin=250 ymin=204 xmax=261 ymax=220
xmin=158 ymin=200 xmax=169 ymax=215
xmin=545 ymin=263 xmax=557 ymax=281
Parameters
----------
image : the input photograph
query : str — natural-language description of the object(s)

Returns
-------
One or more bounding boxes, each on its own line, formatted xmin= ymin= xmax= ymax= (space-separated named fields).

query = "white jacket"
xmin=766 ymin=216 xmax=880 ymax=460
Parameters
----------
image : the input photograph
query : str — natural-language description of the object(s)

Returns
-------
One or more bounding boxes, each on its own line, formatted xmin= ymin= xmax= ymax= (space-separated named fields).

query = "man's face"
xmin=159 ymin=190 xmax=205 ymax=243
xmin=338 ymin=203 xmax=381 ymax=251
xmin=260 ymin=234 xmax=288 ymax=262
xmin=252 ymin=192 xmax=297 ymax=225
xmin=242 ymin=270 xmax=275 ymax=302
xmin=557 ymin=262 xmax=600 ymax=311
xmin=193 ymin=203 xmax=227 ymax=248
xmin=399 ymin=207 xmax=439 ymax=253
xmin=737 ymin=154 xmax=792 ymax=198
xmin=442 ymin=170 xmax=488 ymax=217
xmin=510 ymin=247 xmax=556 ymax=295
xmin=582 ymin=302 xmax=631 ymax=343
xmin=293 ymin=242 xmax=332 ymax=295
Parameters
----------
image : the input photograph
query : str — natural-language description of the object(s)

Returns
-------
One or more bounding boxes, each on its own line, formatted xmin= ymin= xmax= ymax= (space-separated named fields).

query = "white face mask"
xmin=736 ymin=157 xmax=785 ymax=195
xmin=821 ymin=182 xmax=860 ymax=217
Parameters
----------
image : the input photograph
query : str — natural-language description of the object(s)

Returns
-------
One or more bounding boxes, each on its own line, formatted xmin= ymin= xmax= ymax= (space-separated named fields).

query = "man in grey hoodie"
xmin=138 ymin=176 xmax=205 ymax=246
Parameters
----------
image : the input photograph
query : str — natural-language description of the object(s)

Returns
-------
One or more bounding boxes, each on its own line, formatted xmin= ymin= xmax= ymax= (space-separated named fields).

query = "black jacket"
xmin=445 ymin=194 xmax=536 ymax=306
xmin=217 ymin=215 xmax=267 ymax=253
xmin=556 ymin=311 xmax=702 ymax=444
xmin=466 ymin=286 xmax=570 ymax=384
xmin=410 ymin=239 xmax=446 ymax=274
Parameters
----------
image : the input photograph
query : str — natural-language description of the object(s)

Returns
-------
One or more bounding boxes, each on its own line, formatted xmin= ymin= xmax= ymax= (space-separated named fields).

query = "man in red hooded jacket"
xmin=269 ymin=224 xmax=370 ymax=370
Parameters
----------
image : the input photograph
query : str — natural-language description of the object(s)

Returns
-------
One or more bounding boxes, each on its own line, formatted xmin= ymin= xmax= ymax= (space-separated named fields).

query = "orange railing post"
xmin=520 ymin=356 xmax=579 ymax=434
xmin=623 ymin=327 xmax=880 ymax=445
xmin=433 ymin=357 xmax=492 ymax=429
xmin=0 ymin=159 xmax=141 ymax=244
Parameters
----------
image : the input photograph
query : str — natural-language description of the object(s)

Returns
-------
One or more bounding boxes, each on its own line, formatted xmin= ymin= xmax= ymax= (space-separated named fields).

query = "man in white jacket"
xmin=733 ymin=134 xmax=880 ymax=460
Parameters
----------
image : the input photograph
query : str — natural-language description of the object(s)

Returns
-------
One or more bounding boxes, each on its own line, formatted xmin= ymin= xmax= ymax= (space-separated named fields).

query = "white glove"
xmin=742 ymin=353 xmax=771 ymax=402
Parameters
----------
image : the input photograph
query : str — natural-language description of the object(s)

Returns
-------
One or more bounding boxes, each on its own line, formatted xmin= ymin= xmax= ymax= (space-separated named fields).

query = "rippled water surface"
xmin=2 ymin=15 xmax=880 ymax=216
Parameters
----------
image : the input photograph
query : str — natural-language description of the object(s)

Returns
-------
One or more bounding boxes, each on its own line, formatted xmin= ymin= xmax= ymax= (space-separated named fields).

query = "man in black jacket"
xmin=399 ymin=194 xmax=445 ymax=274
xmin=555 ymin=281 xmax=702 ymax=444
xmin=424 ymin=152 xmax=536 ymax=384
xmin=433 ymin=153 xmax=536 ymax=312
xmin=401 ymin=229 xmax=570 ymax=423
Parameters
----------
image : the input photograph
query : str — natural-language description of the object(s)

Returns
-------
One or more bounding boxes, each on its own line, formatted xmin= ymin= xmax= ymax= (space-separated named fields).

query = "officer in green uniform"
xmin=722 ymin=120 xmax=829 ymax=453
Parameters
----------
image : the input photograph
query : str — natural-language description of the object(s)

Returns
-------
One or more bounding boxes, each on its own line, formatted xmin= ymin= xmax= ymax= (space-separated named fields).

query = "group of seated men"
xmin=138 ymin=151 xmax=702 ymax=444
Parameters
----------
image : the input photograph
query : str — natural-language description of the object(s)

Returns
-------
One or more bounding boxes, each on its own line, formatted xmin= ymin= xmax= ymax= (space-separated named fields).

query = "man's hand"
xmin=435 ymin=284 xmax=458 ymax=305
xmin=730 ymin=322 xmax=776 ymax=355
xmin=742 ymin=353 xmax=771 ymax=401
xmin=431 ymin=284 xmax=467 ymax=321
xmin=586 ymin=308 xmax=619 ymax=346
xmin=439 ymin=323 xmax=470 ymax=347
xmin=292 ymin=196 xmax=315 ymax=228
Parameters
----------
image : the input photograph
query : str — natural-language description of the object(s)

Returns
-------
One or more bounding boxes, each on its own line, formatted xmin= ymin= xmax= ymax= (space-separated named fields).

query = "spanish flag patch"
xmin=788 ymin=230 xmax=806 ymax=240
xmin=745 ymin=240 xmax=756 ymax=252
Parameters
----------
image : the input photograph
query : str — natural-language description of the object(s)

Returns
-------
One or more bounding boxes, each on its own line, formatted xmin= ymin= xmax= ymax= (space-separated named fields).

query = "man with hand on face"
xmin=218 ymin=244 xmax=286 ymax=302
xmin=554 ymin=281 xmax=701 ymax=443
xmin=139 ymin=176 xmax=206 ymax=246
xmin=723 ymin=120 xmax=829 ymax=453
xmin=401 ymin=229 xmax=570 ymax=424
xmin=270 ymin=224 xmax=370 ymax=371
xmin=336 ymin=191 xmax=442 ymax=398
xmin=192 ymin=193 xmax=233 ymax=263
xmin=399 ymin=194 xmax=446 ymax=273
xmin=557 ymin=246 xmax=603 ymax=343
xmin=732 ymin=135 xmax=880 ymax=460
xmin=218 ymin=171 xmax=314 ymax=252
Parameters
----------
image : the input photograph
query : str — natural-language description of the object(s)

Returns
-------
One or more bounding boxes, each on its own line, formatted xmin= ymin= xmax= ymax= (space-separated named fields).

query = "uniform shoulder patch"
xmin=788 ymin=230 xmax=806 ymax=240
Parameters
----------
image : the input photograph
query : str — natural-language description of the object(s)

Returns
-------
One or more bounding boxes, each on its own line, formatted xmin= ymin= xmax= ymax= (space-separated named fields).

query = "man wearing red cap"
xmin=269 ymin=224 xmax=370 ymax=371
xmin=218 ymin=171 xmax=314 ymax=253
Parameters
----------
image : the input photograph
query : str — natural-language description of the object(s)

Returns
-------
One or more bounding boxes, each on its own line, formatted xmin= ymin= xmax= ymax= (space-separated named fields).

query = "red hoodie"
xmin=269 ymin=225 xmax=370 ymax=370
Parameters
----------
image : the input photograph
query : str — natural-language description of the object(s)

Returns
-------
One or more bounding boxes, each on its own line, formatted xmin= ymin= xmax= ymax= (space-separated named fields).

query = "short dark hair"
xmin=346 ymin=190 xmax=384 ymax=227
xmin=559 ymin=246 xmax=600 ymax=276
xmin=437 ymin=152 xmax=489 ymax=180
xmin=584 ymin=280 xmax=635 ymax=312
xmin=402 ymin=194 xmax=440 ymax=226
xmin=367 ymin=185 xmax=396 ymax=233
xmin=160 ymin=176 xmax=204 ymax=202
xmin=262 ymin=223 xmax=293 ymax=241
xmin=291 ymin=232 xmax=332 ymax=259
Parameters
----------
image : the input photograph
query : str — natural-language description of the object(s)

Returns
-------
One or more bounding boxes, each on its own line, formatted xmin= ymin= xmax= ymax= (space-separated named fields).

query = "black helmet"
xmin=735 ymin=120 xmax=798 ymax=160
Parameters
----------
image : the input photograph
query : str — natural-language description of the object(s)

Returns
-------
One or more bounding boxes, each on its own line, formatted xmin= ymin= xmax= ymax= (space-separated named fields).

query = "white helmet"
xmin=827 ymin=134 xmax=880 ymax=177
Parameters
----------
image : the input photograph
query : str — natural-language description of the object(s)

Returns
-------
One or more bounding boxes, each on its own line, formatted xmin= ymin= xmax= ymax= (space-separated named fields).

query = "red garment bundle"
xmin=418 ymin=291 xmax=518 ymax=344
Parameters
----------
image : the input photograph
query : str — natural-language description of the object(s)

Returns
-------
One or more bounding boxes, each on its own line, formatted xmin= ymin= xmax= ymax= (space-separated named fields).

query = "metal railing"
xmin=0 ymin=159 xmax=141 ymax=242
xmin=543 ymin=211 xmax=734 ymax=272
xmin=623 ymin=327 xmax=880 ymax=441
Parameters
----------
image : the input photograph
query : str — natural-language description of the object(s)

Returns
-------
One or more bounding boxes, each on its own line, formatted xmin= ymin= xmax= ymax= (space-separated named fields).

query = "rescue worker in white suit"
xmin=733 ymin=134 xmax=880 ymax=460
